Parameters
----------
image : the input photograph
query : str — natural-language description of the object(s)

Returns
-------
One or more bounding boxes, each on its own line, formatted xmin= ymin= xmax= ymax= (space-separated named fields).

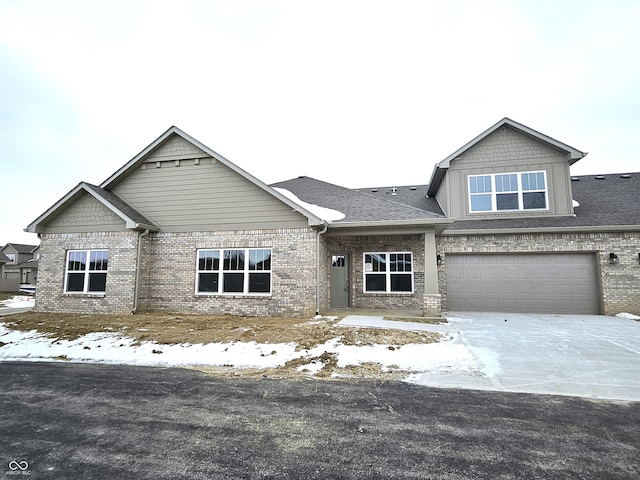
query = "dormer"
xmin=427 ymin=118 xmax=587 ymax=220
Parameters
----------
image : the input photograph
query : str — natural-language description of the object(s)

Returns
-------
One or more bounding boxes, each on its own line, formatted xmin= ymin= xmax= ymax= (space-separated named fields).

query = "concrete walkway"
xmin=339 ymin=312 xmax=640 ymax=402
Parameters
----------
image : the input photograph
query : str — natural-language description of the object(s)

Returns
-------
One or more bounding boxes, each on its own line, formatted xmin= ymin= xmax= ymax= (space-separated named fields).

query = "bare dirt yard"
xmin=2 ymin=311 xmax=440 ymax=379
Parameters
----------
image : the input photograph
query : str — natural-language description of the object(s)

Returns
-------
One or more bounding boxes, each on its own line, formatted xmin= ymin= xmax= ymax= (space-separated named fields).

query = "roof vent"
xmin=571 ymin=177 xmax=580 ymax=181
xmin=410 ymin=186 xmax=417 ymax=191
xmin=595 ymin=175 xmax=605 ymax=180
xmin=621 ymin=174 xmax=631 ymax=179
xmin=391 ymin=187 xmax=397 ymax=195
xmin=371 ymin=189 xmax=378 ymax=193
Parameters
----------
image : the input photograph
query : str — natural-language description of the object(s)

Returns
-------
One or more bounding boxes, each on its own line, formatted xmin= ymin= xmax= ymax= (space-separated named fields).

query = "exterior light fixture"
xmin=437 ymin=254 xmax=442 ymax=266
xmin=609 ymin=252 xmax=619 ymax=264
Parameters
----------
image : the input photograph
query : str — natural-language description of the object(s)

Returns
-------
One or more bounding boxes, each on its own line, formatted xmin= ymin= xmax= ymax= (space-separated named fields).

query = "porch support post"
xmin=423 ymin=229 xmax=442 ymax=317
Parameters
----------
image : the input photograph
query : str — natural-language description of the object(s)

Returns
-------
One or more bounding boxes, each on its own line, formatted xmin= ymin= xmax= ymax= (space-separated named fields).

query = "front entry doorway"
xmin=330 ymin=254 xmax=350 ymax=308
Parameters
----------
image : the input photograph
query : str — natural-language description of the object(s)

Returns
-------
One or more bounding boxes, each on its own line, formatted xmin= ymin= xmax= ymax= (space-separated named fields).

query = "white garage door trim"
xmin=446 ymin=253 xmax=600 ymax=314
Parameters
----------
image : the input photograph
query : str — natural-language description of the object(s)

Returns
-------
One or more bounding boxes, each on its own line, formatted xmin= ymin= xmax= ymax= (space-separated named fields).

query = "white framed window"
xmin=64 ymin=249 xmax=109 ymax=293
xmin=196 ymin=248 xmax=272 ymax=295
xmin=468 ymin=171 xmax=548 ymax=212
xmin=363 ymin=252 xmax=413 ymax=293
xmin=5 ymin=253 xmax=16 ymax=263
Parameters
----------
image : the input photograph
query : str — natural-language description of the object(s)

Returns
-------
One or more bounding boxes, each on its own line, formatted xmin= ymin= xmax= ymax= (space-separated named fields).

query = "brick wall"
xmin=35 ymin=228 xmax=318 ymax=317
xmin=437 ymin=231 xmax=640 ymax=316
xmin=139 ymin=228 xmax=318 ymax=317
xmin=35 ymin=231 xmax=138 ymax=314
xmin=322 ymin=234 xmax=425 ymax=311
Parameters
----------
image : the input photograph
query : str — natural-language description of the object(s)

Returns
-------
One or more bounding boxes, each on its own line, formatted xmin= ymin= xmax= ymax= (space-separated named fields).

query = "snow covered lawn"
xmin=0 ymin=301 xmax=482 ymax=382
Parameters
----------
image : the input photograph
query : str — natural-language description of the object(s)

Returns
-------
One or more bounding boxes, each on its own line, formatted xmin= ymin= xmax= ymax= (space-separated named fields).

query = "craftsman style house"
xmin=26 ymin=118 xmax=640 ymax=317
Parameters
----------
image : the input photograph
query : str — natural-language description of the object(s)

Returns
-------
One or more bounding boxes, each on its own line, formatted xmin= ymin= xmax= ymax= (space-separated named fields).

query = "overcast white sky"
xmin=1 ymin=0 xmax=639 ymax=246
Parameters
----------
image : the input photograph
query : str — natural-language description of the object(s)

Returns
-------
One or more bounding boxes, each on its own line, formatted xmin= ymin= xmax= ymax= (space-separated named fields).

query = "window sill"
xmin=63 ymin=293 xmax=106 ymax=298
xmin=363 ymin=292 xmax=415 ymax=296
xmin=195 ymin=293 xmax=272 ymax=299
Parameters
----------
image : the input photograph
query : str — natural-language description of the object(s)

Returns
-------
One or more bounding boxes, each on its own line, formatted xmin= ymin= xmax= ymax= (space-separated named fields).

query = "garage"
xmin=445 ymin=253 xmax=600 ymax=314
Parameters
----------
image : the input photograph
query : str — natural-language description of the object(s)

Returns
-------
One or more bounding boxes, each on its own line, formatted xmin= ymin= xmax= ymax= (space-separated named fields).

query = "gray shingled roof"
xmin=0 ymin=252 xmax=10 ymax=263
xmin=272 ymin=172 xmax=639 ymax=231
xmin=270 ymin=177 xmax=446 ymax=223
xmin=3 ymin=243 xmax=38 ymax=253
xmin=355 ymin=184 xmax=443 ymax=215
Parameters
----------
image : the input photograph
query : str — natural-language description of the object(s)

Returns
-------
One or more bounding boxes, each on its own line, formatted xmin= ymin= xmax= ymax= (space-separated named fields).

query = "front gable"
xmin=428 ymin=118 xmax=587 ymax=220
xmin=43 ymin=192 xmax=126 ymax=233
xmin=106 ymin=129 xmax=322 ymax=232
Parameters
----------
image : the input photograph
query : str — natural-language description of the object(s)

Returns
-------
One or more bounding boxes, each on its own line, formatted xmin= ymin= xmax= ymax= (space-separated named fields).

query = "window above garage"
xmin=469 ymin=171 xmax=548 ymax=213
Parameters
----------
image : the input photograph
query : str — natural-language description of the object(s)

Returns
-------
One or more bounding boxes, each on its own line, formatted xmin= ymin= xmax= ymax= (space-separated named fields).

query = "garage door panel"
xmin=446 ymin=253 xmax=599 ymax=314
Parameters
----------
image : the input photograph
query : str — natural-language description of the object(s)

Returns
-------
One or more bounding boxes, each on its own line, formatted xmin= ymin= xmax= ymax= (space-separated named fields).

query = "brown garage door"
xmin=446 ymin=253 xmax=599 ymax=314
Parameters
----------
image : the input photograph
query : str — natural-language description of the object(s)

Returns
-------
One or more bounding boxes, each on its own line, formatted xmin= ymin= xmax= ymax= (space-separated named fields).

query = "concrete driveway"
xmin=414 ymin=312 xmax=640 ymax=402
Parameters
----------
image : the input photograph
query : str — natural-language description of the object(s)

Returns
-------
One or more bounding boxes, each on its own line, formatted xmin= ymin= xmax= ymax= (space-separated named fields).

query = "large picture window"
xmin=469 ymin=171 xmax=548 ymax=212
xmin=363 ymin=252 xmax=413 ymax=293
xmin=197 ymin=248 xmax=272 ymax=295
xmin=64 ymin=249 xmax=109 ymax=293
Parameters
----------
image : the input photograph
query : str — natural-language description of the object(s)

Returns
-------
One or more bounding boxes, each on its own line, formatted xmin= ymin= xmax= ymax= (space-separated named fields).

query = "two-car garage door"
xmin=446 ymin=253 xmax=600 ymax=314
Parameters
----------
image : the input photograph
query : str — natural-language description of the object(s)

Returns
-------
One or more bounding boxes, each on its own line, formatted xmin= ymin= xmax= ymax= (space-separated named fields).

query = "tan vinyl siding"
xmin=113 ymin=157 xmax=308 ymax=231
xmin=43 ymin=193 xmax=126 ymax=233
xmin=445 ymin=127 xmax=573 ymax=219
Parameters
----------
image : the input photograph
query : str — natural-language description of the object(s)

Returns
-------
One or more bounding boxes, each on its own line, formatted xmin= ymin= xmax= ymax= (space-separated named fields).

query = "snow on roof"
xmin=273 ymin=187 xmax=346 ymax=222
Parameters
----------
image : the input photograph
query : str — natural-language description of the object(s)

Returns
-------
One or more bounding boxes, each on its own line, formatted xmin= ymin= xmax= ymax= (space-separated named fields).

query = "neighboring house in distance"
xmin=0 ymin=252 xmax=9 ymax=280
xmin=0 ymin=243 xmax=39 ymax=291
xmin=25 ymin=119 xmax=640 ymax=317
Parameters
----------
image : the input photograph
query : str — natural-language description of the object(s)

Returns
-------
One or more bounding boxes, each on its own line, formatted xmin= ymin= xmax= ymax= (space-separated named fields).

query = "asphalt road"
xmin=0 ymin=362 xmax=638 ymax=480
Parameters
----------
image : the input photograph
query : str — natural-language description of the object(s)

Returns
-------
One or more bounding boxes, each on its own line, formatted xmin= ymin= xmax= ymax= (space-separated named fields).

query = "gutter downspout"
xmin=316 ymin=223 xmax=328 ymax=316
xmin=132 ymin=228 xmax=150 ymax=314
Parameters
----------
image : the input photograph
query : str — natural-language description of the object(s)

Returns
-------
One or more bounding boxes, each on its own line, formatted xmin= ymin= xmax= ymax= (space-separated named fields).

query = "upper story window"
xmin=64 ymin=249 xmax=109 ymax=293
xmin=363 ymin=252 xmax=413 ymax=293
xmin=197 ymin=248 xmax=272 ymax=295
xmin=469 ymin=171 xmax=547 ymax=212
xmin=5 ymin=253 xmax=16 ymax=263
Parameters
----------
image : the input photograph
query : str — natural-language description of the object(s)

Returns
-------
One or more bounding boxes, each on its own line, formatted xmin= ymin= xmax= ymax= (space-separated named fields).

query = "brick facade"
xmin=139 ymin=229 xmax=317 ymax=317
xmin=436 ymin=231 xmax=640 ymax=316
xmin=36 ymin=228 xmax=318 ymax=317
xmin=35 ymin=232 xmax=139 ymax=314
xmin=322 ymin=234 xmax=426 ymax=312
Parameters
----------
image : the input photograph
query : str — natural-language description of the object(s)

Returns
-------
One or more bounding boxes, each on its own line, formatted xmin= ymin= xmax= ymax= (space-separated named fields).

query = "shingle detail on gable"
xmin=25 ymin=182 xmax=158 ymax=234
xmin=427 ymin=118 xmax=587 ymax=197
xmin=460 ymin=127 xmax=565 ymax=165
xmin=46 ymin=192 xmax=124 ymax=228
xmin=146 ymin=134 xmax=207 ymax=160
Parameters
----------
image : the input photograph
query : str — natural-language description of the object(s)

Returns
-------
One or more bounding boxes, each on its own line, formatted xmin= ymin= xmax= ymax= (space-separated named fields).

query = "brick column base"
xmin=423 ymin=293 xmax=442 ymax=318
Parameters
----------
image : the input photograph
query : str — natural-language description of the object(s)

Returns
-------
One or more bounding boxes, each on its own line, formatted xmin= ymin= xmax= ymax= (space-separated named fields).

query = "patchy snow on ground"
xmin=0 ymin=295 xmax=35 ymax=309
xmin=0 ymin=323 xmax=479 ymax=380
xmin=615 ymin=312 xmax=640 ymax=320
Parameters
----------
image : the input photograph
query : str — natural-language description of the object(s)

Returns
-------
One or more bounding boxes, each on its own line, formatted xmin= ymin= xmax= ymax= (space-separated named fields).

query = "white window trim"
xmin=363 ymin=252 xmax=414 ymax=294
xmin=468 ymin=170 xmax=548 ymax=213
xmin=195 ymin=248 xmax=272 ymax=296
xmin=64 ymin=249 xmax=109 ymax=294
